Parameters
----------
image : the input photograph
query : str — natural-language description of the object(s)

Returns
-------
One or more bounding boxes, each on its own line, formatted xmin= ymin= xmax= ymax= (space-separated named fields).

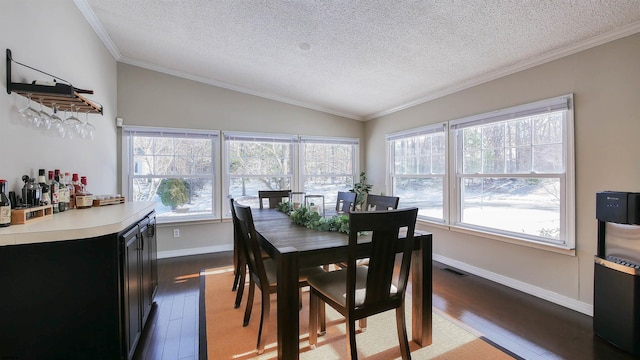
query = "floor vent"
xmin=442 ymin=268 xmax=467 ymax=277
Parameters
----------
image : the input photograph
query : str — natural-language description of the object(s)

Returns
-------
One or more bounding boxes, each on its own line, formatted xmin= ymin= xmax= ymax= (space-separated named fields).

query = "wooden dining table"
xmin=252 ymin=208 xmax=433 ymax=359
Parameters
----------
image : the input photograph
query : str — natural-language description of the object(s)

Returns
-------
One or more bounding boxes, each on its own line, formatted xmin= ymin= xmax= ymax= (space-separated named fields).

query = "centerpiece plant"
xmin=278 ymin=202 xmax=350 ymax=234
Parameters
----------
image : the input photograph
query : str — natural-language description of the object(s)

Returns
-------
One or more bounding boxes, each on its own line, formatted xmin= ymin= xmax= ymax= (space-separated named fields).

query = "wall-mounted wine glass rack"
xmin=5 ymin=49 xmax=103 ymax=115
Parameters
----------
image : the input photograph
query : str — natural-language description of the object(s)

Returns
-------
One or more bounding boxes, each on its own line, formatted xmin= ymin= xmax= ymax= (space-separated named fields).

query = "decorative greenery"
xmin=278 ymin=203 xmax=351 ymax=234
xmin=350 ymin=171 xmax=372 ymax=208
xmin=156 ymin=178 xmax=190 ymax=209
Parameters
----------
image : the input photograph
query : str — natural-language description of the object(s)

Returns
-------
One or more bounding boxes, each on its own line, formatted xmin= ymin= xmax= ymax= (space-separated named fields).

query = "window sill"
xmin=416 ymin=218 xmax=575 ymax=256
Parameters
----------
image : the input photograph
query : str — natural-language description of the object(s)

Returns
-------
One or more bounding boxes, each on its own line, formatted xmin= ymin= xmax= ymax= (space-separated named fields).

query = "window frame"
xmin=122 ymin=126 xmax=220 ymax=224
xmin=449 ymin=94 xmax=575 ymax=249
xmin=386 ymin=122 xmax=448 ymax=223
xmin=385 ymin=94 xmax=575 ymax=251
xmin=299 ymin=135 xmax=360 ymax=206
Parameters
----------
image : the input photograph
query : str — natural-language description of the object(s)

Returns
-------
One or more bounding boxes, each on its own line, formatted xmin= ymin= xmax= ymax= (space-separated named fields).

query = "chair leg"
xmin=395 ymin=303 xmax=411 ymax=360
xmin=243 ymin=279 xmax=255 ymax=327
xmin=358 ymin=317 xmax=367 ymax=331
xmin=346 ymin=317 xmax=358 ymax=360
xmin=319 ymin=299 xmax=326 ymax=335
xmin=309 ymin=291 xmax=318 ymax=348
xmin=234 ymin=263 xmax=246 ymax=308
xmin=256 ymin=290 xmax=270 ymax=354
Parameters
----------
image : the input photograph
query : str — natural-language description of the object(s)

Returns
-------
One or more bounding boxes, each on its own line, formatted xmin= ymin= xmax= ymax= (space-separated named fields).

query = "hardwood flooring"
xmin=133 ymin=252 xmax=636 ymax=360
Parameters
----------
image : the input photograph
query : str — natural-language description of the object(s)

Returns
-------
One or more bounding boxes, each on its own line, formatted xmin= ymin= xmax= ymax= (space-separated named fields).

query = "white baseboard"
xmin=433 ymin=253 xmax=593 ymax=316
xmin=157 ymin=247 xmax=593 ymax=316
xmin=157 ymin=244 xmax=232 ymax=259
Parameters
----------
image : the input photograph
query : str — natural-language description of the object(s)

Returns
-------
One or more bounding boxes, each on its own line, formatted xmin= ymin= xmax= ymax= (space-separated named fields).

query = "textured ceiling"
xmin=77 ymin=0 xmax=640 ymax=120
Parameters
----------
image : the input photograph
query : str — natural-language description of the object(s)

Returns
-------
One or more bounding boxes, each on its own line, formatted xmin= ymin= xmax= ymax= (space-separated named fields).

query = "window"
xmin=387 ymin=123 xmax=447 ymax=221
xmin=223 ymin=132 xmax=297 ymax=208
xmin=300 ymin=136 xmax=359 ymax=207
xmin=450 ymin=94 xmax=574 ymax=247
xmin=123 ymin=126 xmax=219 ymax=223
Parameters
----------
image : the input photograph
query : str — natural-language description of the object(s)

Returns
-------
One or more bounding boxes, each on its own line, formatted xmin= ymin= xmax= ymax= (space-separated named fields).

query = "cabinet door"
xmin=149 ymin=214 xmax=158 ymax=298
xmin=122 ymin=225 xmax=141 ymax=360
xmin=140 ymin=217 xmax=153 ymax=323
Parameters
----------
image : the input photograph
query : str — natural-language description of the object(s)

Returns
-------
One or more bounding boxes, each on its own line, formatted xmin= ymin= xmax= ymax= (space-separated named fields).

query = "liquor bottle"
xmin=75 ymin=176 xmax=94 ymax=209
xmin=48 ymin=170 xmax=59 ymax=213
xmin=37 ymin=169 xmax=49 ymax=205
xmin=54 ymin=170 xmax=66 ymax=212
xmin=0 ymin=179 xmax=11 ymax=227
xmin=65 ymin=172 xmax=75 ymax=209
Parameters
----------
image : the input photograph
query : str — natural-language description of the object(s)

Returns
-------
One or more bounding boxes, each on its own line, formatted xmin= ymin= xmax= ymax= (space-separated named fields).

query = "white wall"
xmin=365 ymin=33 xmax=640 ymax=313
xmin=0 ymin=0 xmax=118 ymax=195
xmin=116 ymin=63 xmax=365 ymax=257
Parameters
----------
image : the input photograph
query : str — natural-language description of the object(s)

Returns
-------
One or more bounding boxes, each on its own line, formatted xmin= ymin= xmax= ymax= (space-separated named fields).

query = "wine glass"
xmin=81 ymin=111 xmax=95 ymax=140
xmin=50 ymin=104 xmax=65 ymax=137
xmin=63 ymin=104 xmax=82 ymax=139
xmin=18 ymin=94 xmax=40 ymax=127
xmin=38 ymin=99 xmax=52 ymax=130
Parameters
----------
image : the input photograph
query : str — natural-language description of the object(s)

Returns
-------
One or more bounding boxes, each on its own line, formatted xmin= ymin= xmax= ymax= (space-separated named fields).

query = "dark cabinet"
xmin=0 ymin=209 xmax=157 ymax=360
xmin=121 ymin=212 xmax=157 ymax=360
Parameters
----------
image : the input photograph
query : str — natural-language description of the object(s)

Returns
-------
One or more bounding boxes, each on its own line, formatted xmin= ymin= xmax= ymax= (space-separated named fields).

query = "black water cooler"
xmin=594 ymin=191 xmax=640 ymax=356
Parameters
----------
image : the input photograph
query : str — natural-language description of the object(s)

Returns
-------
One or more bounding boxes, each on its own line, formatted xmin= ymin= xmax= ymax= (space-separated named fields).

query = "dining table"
xmin=251 ymin=208 xmax=433 ymax=359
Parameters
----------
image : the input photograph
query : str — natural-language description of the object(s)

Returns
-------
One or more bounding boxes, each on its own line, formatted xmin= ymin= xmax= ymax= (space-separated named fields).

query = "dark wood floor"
xmin=133 ymin=252 xmax=636 ymax=360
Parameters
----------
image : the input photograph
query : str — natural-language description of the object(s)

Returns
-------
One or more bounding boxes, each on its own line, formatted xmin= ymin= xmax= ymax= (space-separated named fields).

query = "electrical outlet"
xmin=173 ymin=228 xmax=180 ymax=238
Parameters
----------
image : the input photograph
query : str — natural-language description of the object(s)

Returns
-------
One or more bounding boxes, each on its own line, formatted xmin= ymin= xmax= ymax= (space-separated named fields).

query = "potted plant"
xmin=350 ymin=171 xmax=372 ymax=210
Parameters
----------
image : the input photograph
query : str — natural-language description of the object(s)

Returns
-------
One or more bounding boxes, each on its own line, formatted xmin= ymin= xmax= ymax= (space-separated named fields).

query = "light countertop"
xmin=0 ymin=201 xmax=156 ymax=247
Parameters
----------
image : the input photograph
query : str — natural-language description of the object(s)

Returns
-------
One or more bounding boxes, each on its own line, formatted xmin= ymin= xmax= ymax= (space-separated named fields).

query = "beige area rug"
xmin=200 ymin=266 xmax=517 ymax=359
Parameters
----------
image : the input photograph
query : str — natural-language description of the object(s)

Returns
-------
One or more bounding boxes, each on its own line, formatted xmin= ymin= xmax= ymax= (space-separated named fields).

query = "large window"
xmin=300 ymin=136 xmax=359 ymax=207
xmin=387 ymin=94 xmax=575 ymax=249
xmin=450 ymin=94 xmax=574 ymax=247
xmin=224 ymin=132 xmax=297 ymax=208
xmin=123 ymin=126 xmax=219 ymax=223
xmin=387 ymin=123 xmax=447 ymax=221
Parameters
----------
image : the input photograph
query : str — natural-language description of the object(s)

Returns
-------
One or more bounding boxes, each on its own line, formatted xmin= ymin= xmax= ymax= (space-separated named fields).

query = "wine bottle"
xmin=75 ymin=176 xmax=94 ymax=209
xmin=0 ymin=179 xmax=11 ymax=227
xmin=37 ymin=169 xmax=49 ymax=205
xmin=65 ymin=172 xmax=75 ymax=209
xmin=54 ymin=170 xmax=66 ymax=212
xmin=48 ymin=170 xmax=59 ymax=213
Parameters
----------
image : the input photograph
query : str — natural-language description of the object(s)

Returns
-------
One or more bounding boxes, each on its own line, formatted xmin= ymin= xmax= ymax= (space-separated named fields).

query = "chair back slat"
xmin=346 ymin=208 xmax=418 ymax=314
xmin=233 ymin=201 xmax=270 ymax=287
xmin=336 ymin=191 xmax=356 ymax=213
xmin=258 ymin=190 xmax=291 ymax=209
xmin=365 ymin=194 xmax=400 ymax=211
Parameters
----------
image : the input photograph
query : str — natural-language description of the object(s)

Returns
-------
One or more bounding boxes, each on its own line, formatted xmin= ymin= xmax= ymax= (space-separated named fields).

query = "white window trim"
xmin=299 ymin=135 xmax=360 ymax=193
xmin=385 ymin=94 xmax=575 ymax=253
xmin=121 ymin=125 xmax=221 ymax=224
xmin=386 ymin=122 xmax=448 ymax=223
xmin=449 ymin=94 xmax=575 ymax=250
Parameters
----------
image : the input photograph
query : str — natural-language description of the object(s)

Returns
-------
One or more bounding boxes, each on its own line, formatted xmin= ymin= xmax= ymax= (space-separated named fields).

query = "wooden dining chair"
xmin=258 ymin=190 xmax=291 ymax=209
xmin=233 ymin=202 xmax=325 ymax=354
xmin=230 ymin=198 xmax=248 ymax=308
xmin=365 ymin=194 xmax=400 ymax=211
xmin=307 ymin=207 xmax=419 ymax=360
xmin=336 ymin=191 xmax=356 ymax=214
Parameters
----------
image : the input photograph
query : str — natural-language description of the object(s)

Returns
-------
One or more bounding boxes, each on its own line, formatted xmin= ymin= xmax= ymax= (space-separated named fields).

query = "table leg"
xmin=277 ymin=249 xmax=300 ymax=359
xmin=411 ymin=236 xmax=432 ymax=346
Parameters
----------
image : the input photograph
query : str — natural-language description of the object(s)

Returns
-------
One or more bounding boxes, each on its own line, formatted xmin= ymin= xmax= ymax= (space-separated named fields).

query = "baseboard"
xmin=157 ymin=244 xmax=232 ymax=259
xmin=433 ymin=253 xmax=594 ymax=316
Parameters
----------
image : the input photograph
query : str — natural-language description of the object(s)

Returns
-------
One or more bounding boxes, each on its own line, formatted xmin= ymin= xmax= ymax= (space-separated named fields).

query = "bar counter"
xmin=0 ymin=201 xmax=156 ymax=246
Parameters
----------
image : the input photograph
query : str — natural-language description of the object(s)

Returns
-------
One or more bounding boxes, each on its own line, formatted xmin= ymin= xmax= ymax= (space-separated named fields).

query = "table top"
xmin=251 ymin=208 xmax=431 ymax=266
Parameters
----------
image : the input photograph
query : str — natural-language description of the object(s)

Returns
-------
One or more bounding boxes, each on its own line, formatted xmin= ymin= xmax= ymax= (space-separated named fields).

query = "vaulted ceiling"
xmin=77 ymin=0 xmax=640 ymax=120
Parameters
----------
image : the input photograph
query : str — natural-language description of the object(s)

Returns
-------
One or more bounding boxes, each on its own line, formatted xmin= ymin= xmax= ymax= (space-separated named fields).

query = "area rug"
xmin=199 ymin=266 xmax=518 ymax=359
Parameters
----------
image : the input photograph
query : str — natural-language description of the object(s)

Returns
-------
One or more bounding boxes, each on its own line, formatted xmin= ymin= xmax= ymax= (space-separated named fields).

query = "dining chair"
xmin=230 ymin=198 xmax=248 ymax=308
xmin=258 ymin=190 xmax=291 ymax=209
xmin=365 ymin=194 xmax=400 ymax=211
xmin=307 ymin=207 xmax=419 ymax=360
xmin=233 ymin=202 xmax=326 ymax=354
xmin=336 ymin=191 xmax=356 ymax=214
